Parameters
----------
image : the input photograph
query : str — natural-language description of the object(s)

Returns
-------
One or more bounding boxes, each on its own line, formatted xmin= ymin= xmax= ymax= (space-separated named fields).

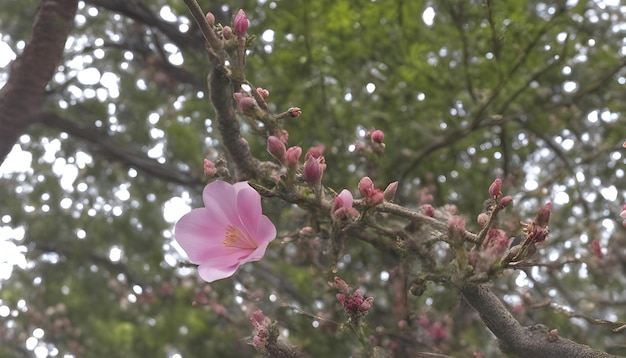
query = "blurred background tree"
xmin=1 ymin=0 xmax=626 ymax=357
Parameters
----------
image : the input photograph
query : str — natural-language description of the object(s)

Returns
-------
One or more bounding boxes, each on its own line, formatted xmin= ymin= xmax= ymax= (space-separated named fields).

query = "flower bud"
xmin=590 ymin=239 xmax=603 ymax=259
xmin=358 ymin=177 xmax=374 ymax=198
xmin=371 ymin=129 xmax=384 ymax=144
xmin=203 ymin=159 xmax=217 ymax=178
xmin=499 ymin=195 xmax=513 ymax=208
xmin=257 ymin=87 xmax=270 ymax=99
xmin=620 ymin=203 xmax=626 ymax=218
xmin=383 ymin=181 xmax=398 ymax=202
xmin=333 ymin=277 xmax=350 ymax=295
xmin=303 ymin=155 xmax=322 ymax=183
xmin=284 ymin=146 xmax=302 ymax=168
xmin=222 ymin=26 xmax=232 ymax=39
xmin=477 ymin=212 xmax=489 ymax=226
xmin=489 ymin=178 xmax=502 ymax=200
xmin=236 ymin=96 xmax=255 ymax=114
xmin=288 ymin=107 xmax=302 ymax=117
xmin=233 ymin=9 xmax=249 ymax=37
xmin=205 ymin=12 xmax=215 ymax=26
xmin=332 ymin=190 xmax=359 ymax=220
xmin=267 ymin=136 xmax=286 ymax=162
xmin=420 ymin=204 xmax=435 ymax=217
xmin=534 ymin=202 xmax=552 ymax=227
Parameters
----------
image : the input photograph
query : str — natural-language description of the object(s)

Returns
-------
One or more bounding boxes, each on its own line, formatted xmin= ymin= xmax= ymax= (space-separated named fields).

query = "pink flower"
xmin=175 ymin=180 xmax=276 ymax=282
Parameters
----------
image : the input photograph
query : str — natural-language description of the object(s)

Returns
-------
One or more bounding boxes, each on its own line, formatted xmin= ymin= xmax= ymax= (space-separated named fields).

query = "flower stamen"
xmin=223 ymin=224 xmax=256 ymax=249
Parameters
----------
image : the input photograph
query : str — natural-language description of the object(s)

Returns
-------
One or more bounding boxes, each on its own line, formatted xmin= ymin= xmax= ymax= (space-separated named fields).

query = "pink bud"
xmin=489 ymin=178 xmax=502 ymax=200
xmin=333 ymin=277 xmax=350 ymax=294
xmin=590 ymin=239 xmax=603 ymax=259
xmin=534 ymin=202 xmax=552 ymax=227
xmin=236 ymin=96 xmax=255 ymax=114
xmin=284 ymin=146 xmax=302 ymax=168
xmin=233 ymin=9 xmax=249 ymax=37
xmin=203 ymin=159 xmax=217 ymax=178
xmin=359 ymin=297 xmax=374 ymax=312
xmin=383 ymin=181 xmax=398 ymax=202
xmin=222 ymin=26 xmax=232 ymax=39
xmin=256 ymin=87 xmax=270 ymax=99
xmin=358 ymin=177 xmax=375 ymax=198
xmin=303 ymin=155 xmax=322 ymax=183
xmin=420 ymin=204 xmax=435 ymax=217
xmin=332 ymin=189 xmax=359 ymax=220
xmin=371 ymin=129 xmax=384 ymax=144
xmin=288 ymin=107 xmax=302 ymax=117
xmin=620 ymin=203 xmax=626 ymax=218
xmin=267 ymin=136 xmax=286 ymax=162
xmin=477 ymin=212 xmax=489 ymax=226
xmin=205 ymin=12 xmax=215 ymax=26
xmin=499 ymin=195 xmax=513 ymax=208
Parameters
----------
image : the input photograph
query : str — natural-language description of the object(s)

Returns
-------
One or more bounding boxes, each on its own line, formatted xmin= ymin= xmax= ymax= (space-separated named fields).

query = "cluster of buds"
xmin=249 ymin=310 xmax=278 ymax=350
xmin=334 ymin=277 xmax=374 ymax=324
xmin=507 ymin=202 xmax=552 ymax=262
xmin=469 ymin=228 xmax=513 ymax=273
xmin=352 ymin=128 xmax=386 ymax=156
xmin=204 ymin=9 xmax=248 ymax=40
xmin=203 ymin=158 xmax=230 ymax=180
xmin=488 ymin=178 xmax=513 ymax=209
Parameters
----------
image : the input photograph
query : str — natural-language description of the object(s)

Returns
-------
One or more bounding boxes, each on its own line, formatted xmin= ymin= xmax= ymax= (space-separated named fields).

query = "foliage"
xmin=1 ymin=0 xmax=626 ymax=357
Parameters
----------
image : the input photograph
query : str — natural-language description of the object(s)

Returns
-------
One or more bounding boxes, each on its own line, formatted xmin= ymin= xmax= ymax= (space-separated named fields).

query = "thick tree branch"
xmin=38 ymin=112 xmax=203 ymax=186
xmin=0 ymin=0 xmax=78 ymax=165
xmin=183 ymin=0 xmax=260 ymax=180
xmin=459 ymin=283 xmax=618 ymax=358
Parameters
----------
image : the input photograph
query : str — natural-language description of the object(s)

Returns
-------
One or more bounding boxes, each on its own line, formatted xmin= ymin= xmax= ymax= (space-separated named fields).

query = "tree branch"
xmin=0 ymin=0 xmax=78 ymax=165
xmin=37 ymin=112 xmax=203 ymax=186
xmin=459 ymin=283 xmax=618 ymax=358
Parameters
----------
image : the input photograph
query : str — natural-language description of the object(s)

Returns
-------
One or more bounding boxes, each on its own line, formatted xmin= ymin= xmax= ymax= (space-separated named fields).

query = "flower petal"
xmin=202 ymin=181 xmax=239 ymax=224
xmin=174 ymin=208 xmax=228 ymax=263
xmin=197 ymin=262 xmax=240 ymax=283
xmin=235 ymin=183 xmax=262 ymax=240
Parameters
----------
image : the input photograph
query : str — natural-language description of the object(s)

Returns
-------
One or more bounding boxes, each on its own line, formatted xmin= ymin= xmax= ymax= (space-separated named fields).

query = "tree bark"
xmin=0 ymin=0 xmax=78 ymax=165
xmin=459 ymin=283 xmax=619 ymax=358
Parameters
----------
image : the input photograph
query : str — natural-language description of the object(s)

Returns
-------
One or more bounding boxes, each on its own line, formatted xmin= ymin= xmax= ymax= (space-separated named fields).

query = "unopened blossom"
xmin=420 ymin=204 xmax=435 ymax=218
xmin=620 ymin=203 xmax=626 ymax=218
xmin=534 ymin=202 xmax=552 ymax=227
xmin=205 ymin=12 xmax=215 ymax=26
xmin=233 ymin=9 xmax=249 ymax=37
xmin=370 ymin=129 xmax=384 ymax=144
xmin=288 ymin=107 xmax=302 ymax=117
xmin=590 ymin=239 xmax=603 ymax=259
xmin=222 ymin=26 xmax=232 ymax=39
xmin=489 ymin=178 xmax=502 ymax=200
xmin=203 ymin=159 xmax=217 ymax=178
xmin=284 ymin=146 xmax=302 ymax=169
xmin=233 ymin=93 xmax=256 ymax=114
xmin=499 ymin=195 xmax=513 ymax=208
xmin=175 ymin=180 xmax=276 ymax=283
xmin=256 ymin=87 xmax=270 ymax=99
xmin=266 ymin=136 xmax=286 ymax=162
xmin=331 ymin=189 xmax=359 ymax=220
xmin=383 ymin=181 xmax=398 ymax=202
xmin=358 ymin=176 xmax=384 ymax=205
xmin=303 ymin=155 xmax=323 ymax=183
